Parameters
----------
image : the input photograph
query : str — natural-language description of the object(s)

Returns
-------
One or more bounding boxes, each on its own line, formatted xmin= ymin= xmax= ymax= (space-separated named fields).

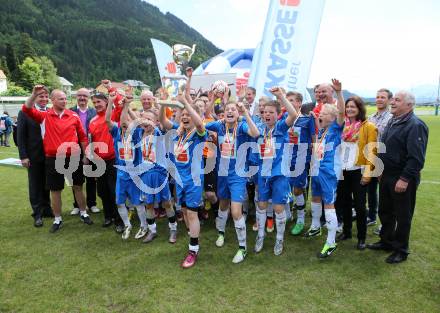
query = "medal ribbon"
xmin=177 ymin=128 xmax=196 ymax=152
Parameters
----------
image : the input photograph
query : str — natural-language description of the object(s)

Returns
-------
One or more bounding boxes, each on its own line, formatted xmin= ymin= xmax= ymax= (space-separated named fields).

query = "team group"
xmin=18 ymin=73 xmax=425 ymax=268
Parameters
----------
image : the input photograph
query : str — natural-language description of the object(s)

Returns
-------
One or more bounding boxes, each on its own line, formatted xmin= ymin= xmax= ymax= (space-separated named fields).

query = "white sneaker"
xmin=89 ymin=206 xmax=100 ymax=213
xmin=122 ymin=226 xmax=132 ymax=240
xmin=70 ymin=207 xmax=80 ymax=215
xmin=232 ymin=249 xmax=247 ymax=264
xmin=134 ymin=227 xmax=148 ymax=239
xmin=216 ymin=234 xmax=225 ymax=247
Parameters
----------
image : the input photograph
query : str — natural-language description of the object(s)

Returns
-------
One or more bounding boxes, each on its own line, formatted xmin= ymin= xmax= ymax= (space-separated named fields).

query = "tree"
xmin=0 ymin=82 xmax=29 ymax=96
xmin=19 ymin=33 xmax=36 ymax=62
xmin=5 ymin=43 xmax=19 ymax=81
xmin=0 ymin=56 xmax=9 ymax=77
xmin=17 ymin=57 xmax=43 ymax=91
xmin=34 ymin=56 xmax=61 ymax=90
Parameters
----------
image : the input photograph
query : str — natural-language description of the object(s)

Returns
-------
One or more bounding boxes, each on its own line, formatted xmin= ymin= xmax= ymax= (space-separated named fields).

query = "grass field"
xmin=0 ymin=116 xmax=439 ymax=313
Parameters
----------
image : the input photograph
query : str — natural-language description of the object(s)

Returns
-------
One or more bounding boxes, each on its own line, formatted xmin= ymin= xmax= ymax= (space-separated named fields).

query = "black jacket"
xmin=379 ymin=111 xmax=428 ymax=183
xmin=70 ymin=106 xmax=96 ymax=133
xmin=17 ymin=110 xmax=45 ymax=163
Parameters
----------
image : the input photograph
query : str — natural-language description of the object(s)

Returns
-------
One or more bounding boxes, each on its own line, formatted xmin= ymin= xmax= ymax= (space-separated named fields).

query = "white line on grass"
xmin=421 ymin=180 xmax=440 ymax=185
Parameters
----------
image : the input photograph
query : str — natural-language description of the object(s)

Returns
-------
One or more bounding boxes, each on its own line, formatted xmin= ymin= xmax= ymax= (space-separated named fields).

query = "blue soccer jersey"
xmin=133 ymin=127 xmax=168 ymax=174
xmin=257 ymin=119 xmax=290 ymax=178
xmin=205 ymin=120 xmax=250 ymax=177
xmin=310 ymin=120 xmax=344 ymax=204
xmin=169 ymin=123 xmax=207 ymax=208
xmin=133 ymin=127 xmax=171 ymax=204
xmin=110 ymin=125 xmax=141 ymax=181
xmin=287 ymin=114 xmax=315 ymax=163
xmin=311 ymin=120 xmax=343 ymax=177
xmin=110 ymin=125 xmax=142 ymax=205
xmin=286 ymin=114 xmax=315 ymax=184
xmin=170 ymin=122 xmax=207 ymax=184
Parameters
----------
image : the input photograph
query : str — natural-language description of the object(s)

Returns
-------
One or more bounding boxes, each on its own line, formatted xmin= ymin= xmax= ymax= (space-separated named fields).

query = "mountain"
xmin=409 ymin=84 xmax=438 ymax=103
xmin=351 ymin=84 xmax=439 ymax=104
xmin=0 ymin=0 xmax=222 ymax=88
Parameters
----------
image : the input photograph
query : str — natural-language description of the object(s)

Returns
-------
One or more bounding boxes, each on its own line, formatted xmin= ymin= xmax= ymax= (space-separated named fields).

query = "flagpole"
xmin=435 ymin=74 xmax=439 ymax=116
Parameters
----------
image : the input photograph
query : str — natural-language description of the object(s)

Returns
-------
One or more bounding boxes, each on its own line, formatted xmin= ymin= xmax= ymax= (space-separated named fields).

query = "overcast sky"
xmin=146 ymin=0 xmax=440 ymax=96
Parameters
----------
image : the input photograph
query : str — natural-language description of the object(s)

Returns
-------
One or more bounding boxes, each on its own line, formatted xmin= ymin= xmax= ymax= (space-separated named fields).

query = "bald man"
xmin=313 ymin=83 xmax=337 ymax=117
xmin=140 ymin=90 xmax=156 ymax=112
xmin=71 ymin=88 xmax=99 ymax=215
xmin=22 ymin=87 xmax=93 ymax=232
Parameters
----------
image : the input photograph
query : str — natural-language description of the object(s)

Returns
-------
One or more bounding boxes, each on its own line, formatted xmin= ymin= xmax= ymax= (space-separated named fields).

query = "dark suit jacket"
xmin=70 ymin=106 xmax=96 ymax=133
xmin=379 ymin=111 xmax=428 ymax=184
xmin=17 ymin=110 xmax=45 ymax=163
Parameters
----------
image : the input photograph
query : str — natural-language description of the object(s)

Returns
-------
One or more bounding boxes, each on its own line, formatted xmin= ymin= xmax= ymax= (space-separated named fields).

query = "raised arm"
xmin=237 ymin=85 xmax=246 ymax=102
xmin=184 ymin=67 xmax=194 ymax=104
xmin=120 ymin=94 xmax=133 ymax=127
xmin=22 ymin=85 xmax=46 ymax=123
xmin=159 ymin=103 xmax=174 ymax=131
xmin=127 ymin=108 xmax=139 ymax=121
xmin=331 ymin=78 xmax=345 ymax=126
xmin=105 ymin=92 xmax=115 ymax=130
xmin=270 ymin=86 xmax=298 ymax=127
xmin=25 ymin=85 xmax=45 ymax=109
xmin=177 ymin=94 xmax=205 ymax=134
xmin=237 ymin=102 xmax=260 ymax=138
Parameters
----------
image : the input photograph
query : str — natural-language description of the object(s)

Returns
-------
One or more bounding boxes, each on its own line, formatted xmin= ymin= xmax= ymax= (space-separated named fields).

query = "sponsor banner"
xmin=151 ymin=38 xmax=182 ymax=80
xmin=248 ymin=0 xmax=325 ymax=112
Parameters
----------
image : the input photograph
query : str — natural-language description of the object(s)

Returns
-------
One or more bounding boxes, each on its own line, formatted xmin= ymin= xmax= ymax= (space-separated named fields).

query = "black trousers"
xmin=379 ymin=174 xmax=417 ymax=254
xmin=336 ymin=169 xmax=367 ymax=240
xmin=72 ymin=176 xmax=97 ymax=208
xmin=97 ymin=159 xmax=121 ymax=223
xmin=367 ymin=177 xmax=378 ymax=221
xmin=27 ymin=160 xmax=52 ymax=219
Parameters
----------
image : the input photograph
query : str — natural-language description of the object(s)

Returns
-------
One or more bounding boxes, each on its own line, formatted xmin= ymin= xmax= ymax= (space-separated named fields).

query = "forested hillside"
xmin=0 ymin=0 xmax=221 ymax=88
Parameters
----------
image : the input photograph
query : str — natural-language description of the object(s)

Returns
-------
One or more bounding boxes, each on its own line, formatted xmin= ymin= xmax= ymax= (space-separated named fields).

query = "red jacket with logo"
xmin=88 ymin=111 xmax=116 ymax=160
xmin=21 ymin=105 xmax=88 ymax=157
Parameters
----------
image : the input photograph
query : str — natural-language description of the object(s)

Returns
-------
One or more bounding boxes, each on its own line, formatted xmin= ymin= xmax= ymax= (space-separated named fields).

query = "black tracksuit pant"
xmin=379 ymin=174 xmax=417 ymax=254
xmin=367 ymin=177 xmax=379 ymax=221
xmin=28 ymin=160 xmax=52 ymax=219
xmin=97 ymin=159 xmax=121 ymax=224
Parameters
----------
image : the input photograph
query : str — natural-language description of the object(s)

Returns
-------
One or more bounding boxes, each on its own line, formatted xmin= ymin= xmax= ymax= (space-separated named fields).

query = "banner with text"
xmin=248 ymin=0 xmax=325 ymax=112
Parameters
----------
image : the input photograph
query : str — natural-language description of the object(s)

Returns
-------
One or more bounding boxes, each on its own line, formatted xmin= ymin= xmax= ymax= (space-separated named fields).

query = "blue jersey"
xmin=205 ymin=120 xmax=250 ymax=177
xmin=311 ymin=120 xmax=343 ymax=177
xmin=257 ymin=119 xmax=290 ymax=178
xmin=286 ymin=114 xmax=315 ymax=166
xmin=248 ymin=115 xmax=264 ymax=167
xmin=171 ymin=123 xmax=207 ymax=184
xmin=110 ymin=125 xmax=142 ymax=181
xmin=133 ymin=127 xmax=168 ymax=174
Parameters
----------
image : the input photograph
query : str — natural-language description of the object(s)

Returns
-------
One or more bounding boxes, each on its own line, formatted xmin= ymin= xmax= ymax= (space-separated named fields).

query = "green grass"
xmin=1 ymin=117 xmax=439 ymax=313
